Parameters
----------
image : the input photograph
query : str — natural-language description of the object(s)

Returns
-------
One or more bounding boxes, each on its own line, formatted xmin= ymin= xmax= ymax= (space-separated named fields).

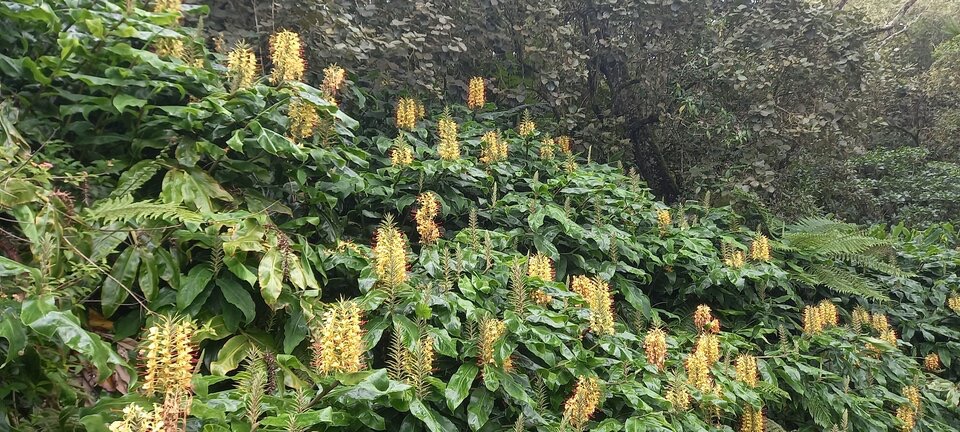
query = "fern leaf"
xmin=89 ymin=195 xmax=202 ymax=224
xmin=111 ymin=159 xmax=161 ymax=197
xmin=808 ymin=264 xmax=886 ymax=301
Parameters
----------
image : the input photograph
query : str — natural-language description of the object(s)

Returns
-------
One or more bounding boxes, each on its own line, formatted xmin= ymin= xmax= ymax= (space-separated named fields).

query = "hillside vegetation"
xmin=0 ymin=1 xmax=959 ymax=432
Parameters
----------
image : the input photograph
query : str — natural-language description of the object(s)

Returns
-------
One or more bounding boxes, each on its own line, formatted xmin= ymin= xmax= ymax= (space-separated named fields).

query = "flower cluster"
xmin=531 ymin=289 xmax=552 ymax=306
xmin=740 ymin=405 xmax=765 ymax=432
xmin=478 ymin=317 xmax=507 ymax=366
xmin=896 ymin=404 xmax=916 ymax=432
xmin=227 ymin=42 xmax=258 ymax=91
xmin=924 ymin=353 xmax=942 ymax=371
xmin=750 ymin=233 xmax=771 ymax=262
xmin=287 ymin=99 xmax=320 ymax=141
xmin=141 ymin=317 xmax=196 ymax=397
xmin=802 ymin=301 xmax=839 ymax=334
xmin=693 ymin=304 xmax=719 ymax=334
xmin=948 ymin=294 xmax=960 ymax=314
xmin=539 ymin=136 xmax=555 ymax=160
xmin=311 ymin=301 xmax=366 ymax=374
xmin=871 ymin=313 xmax=890 ymax=333
xmin=685 ymin=351 xmax=712 ymax=392
xmin=154 ymin=38 xmax=185 ymax=60
xmin=437 ymin=115 xmax=461 ymax=160
xmin=108 ymin=404 xmax=164 ymax=432
xmin=570 ymin=275 xmax=615 ymax=335
xmin=562 ymin=376 xmax=601 ymax=431
xmin=644 ymin=328 xmax=667 ymax=371
xmin=694 ymin=333 xmax=720 ymax=366
xmin=467 ymin=77 xmax=485 ymax=109
xmin=852 ymin=306 xmax=871 ymax=330
xmin=557 ymin=135 xmax=572 ymax=154
xmin=153 ymin=0 xmax=182 ymax=18
xmin=373 ymin=219 xmax=408 ymax=288
xmin=665 ymin=385 xmax=691 ymax=411
xmin=414 ymin=192 xmax=441 ymax=244
xmin=390 ymin=136 xmax=414 ymax=167
xmin=904 ymin=386 xmax=921 ymax=412
xmin=725 ymin=249 xmax=746 ymax=268
xmin=656 ymin=209 xmax=671 ymax=236
xmin=395 ymin=97 xmax=422 ymax=130
xmin=322 ymin=64 xmax=347 ymax=104
xmin=735 ymin=354 xmax=759 ymax=387
xmin=268 ymin=30 xmax=305 ymax=84
xmin=517 ymin=110 xmax=536 ymax=136
xmin=479 ymin=130 xmax=508 ymax=163
xmin=527 ymin=253 xmax=554 ymax=281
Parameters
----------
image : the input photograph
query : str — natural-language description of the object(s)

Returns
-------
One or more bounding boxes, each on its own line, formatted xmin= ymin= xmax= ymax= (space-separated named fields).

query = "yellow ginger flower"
xmin=665 ymin=386 xmax=691 ymax=411
xmin=803 ymin=305 xmax=823 ymax=334
xmin=141 ymin=317 xmax=196 ymax=396
xmin=881 ymin=329 xmax=898 ymax=346
xmin=415 ymin=192 xmax=441 ymax=244
xmin=948 ymin=295 xmax=960 ymax=314
xmin=288 ymin=99 xmax=320 ymax=141
xmin=479 ymin=130 xmax=508 ymax=164
xmin=153 ymin=0 xmax=182 ymax=18
xmin=740 ymin=405 xmax=765 ymax=432
xmin=903 ymin=386 xmax=921 ymax=412
xmin=750 ymin=234 xmax=771 ymax=262
xmin=268 ymin=30 xmax=305 ymax=84
xmin=437 ymin=115 xmax=461 ymax=160
xmin=693 ymin=305 xmax=714 ymax=333
xmin=557 ymin=135 xmax=572 ymax=154
xmin=562 ymin=376 xmax=601 ymax=431
xmin=478 ymin=317 xmax=507 ymax=366
xmin=571 ymin=275 xmax=594 ymax=298
xmin=587 ymin=277 xmax=615 ymax=336
xmin=896 ymin=404 xmax=916 ymax=432
xmin=817 ymin=301 xmax=839 ymax=327
xmin=527 ymin=253 xmax=554 ymax=281
xmin=336 ymin=240 xmax=361 ymax=254
xmin=852 ymin=307 xmax=871 ymax=330
xmin=108 ymin=404 xmax=164 ymax=432
xmin=373 ymin=219 xmax=408 ymax=288
xmin=390 ymin=136 xmax=414 ymax=167
xmin=312 ymin=301 xmax=366 ymax=374
xmin=517 ymin=110 xmax=536 ymax=136
xmin=694 ymin=333 xmax=721 ymax=366
xmin=685 ymin=351 xmax=712 ymax=392
xmin=656 ymin=209 xmax=671 ymax=236
xmin=735 ymin=354 xmax=759 ymax=387
xmin=416 ymin=100 xmax=426 ymax=119
xmin=322 ymin=64 xmax=347 ymax=104
xmin=644 ymin=328 xmax=667 ymax=371
xmin=540 ymin=136 xmax=555 ymax=160
xmin=871 ymin=313 xmax=890 ymax=333
xmin=467 ymin=76 xmax=485 ymax=110
xmin=420 ymin=335 xmax=436 ymax=373
xmin=924 ymin=353 xmax=942 ymax=371
xmin=395 ymin=98 xmax=419 ymax=130
xmin=563 ymin=153 xmax=579 ymax=173
xmin=725 ymin=250 xmax=746 ymax=268
xmin=154 ymin=38 xmax=185 ymax=60
xmin=531 ymin=289 xmax=552 ymax=306
xmin=226 ymin=42 xmax=258 ymax=91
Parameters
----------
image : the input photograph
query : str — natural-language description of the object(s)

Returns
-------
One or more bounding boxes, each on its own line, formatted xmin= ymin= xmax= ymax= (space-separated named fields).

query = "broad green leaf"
xmin=101 ymin=246 xmax=141 ymax=318
xmin=112 ymin=94 xmax=147 ymax=113
xmin=467 ymin=387 xmax=494 ymax=431
xmin=210 ymin=334 xmax=251 ymax=375
xmin=445 ymin=363 xmax=478 ymax=411
xmin=0 ymin=311 xmax=27 ymax=366
xmin=138 ymin=249 xmax=159 ymax=301
xmin=177 ymin=265 xmax=214 ymax=311
xmin=218 ymin=278 xmax=256 ymax=324
xmin=258 ymin=249 xmax=284 ymax=305
xmin=409 ymin=399 xmax=456 ymax=432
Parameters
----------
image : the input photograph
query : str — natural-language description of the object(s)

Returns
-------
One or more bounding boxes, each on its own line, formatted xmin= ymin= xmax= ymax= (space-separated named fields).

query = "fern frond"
xmin=89 ymin=195 xmax=202 ymax=224
xmin=784 ymin=232 xmax=890 ymax=257
xmin=756 ymin=381 xmax=789 ymax=402
xmin=111 ymin=160 xmax=161 ymax=197
xmin=835 ymin=253 xmax=905 ymax=277
xmin=807 ymin=264 xmax=886 ymax=301
xmin=787 ymin=217 xmax=853 ymax=234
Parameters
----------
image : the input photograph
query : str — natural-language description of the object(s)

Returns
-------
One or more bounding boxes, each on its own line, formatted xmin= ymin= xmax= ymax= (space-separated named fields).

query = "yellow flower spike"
xmin=693 ymin=305 xmax=713 ymax=333
xmin=420 ymin=335 xmax=435 ymax=373
xmin=395 ymin=98 xmax=418 ymax=130
xmin=227 ymin=42 xmax=258 ymax=91
xmin=527 ymin=253 xmax=554 ymax=281
xmin=562 ymin=376 xmax=601 ymax=431
xmin=694 ymin=333 xmax=720 ymax=366
xmin=741 ymin=405 xmax=765 ymax=432
xmin=587 ymin=277 xmax=615 ymax=336
xmin=517 ymin=110 xmax=536 ymax=137
xmin=311 ymin=301 xmax=366 ymax=374
xmin=140 ymin=316 xmax=196 ymax=397
xmin=735 ymin=354 xmax=759 ymax=387
xmin=852 ymin=307 xmax=871 ymax=330
xmin=571 ymin=275 xmax=594 ymax=298
xmin=685 ymin=351 xmax=712 ymax=392
xmin=948 ymin=295 xmax=960 ymax=314
xmin=818 ymin=301 xmax=839 ymax=327
xmin=802 ymin=305 xmax=823 ymax=334
xmin=644 ymin=328 xmax=667 ymax=371
xmin=268 ymin=30 xmax=306 ymax=84
xmin=924 ymin=353 xmax=942 ymax=371
xmin=153 ymin=0 xmax=182 ymax=18
xmin=478 ymin=317 xmax=507 ymax=366
xmin=437 ymin=115 xmax=461 ymax=160
xmin=871 ymin=314 xmax=890 ymax=333
xmin=903 ymin=386 xmax=921 ymax=412
xmin=531 ymin=289 xmax=552 ymax=306
xmin=665 ymin=386 xmax=691 ymax=411
xmin=479 ymin=130 xmax=508 ymax=164
xmin=373 ymin=218 xmax=408 ymax=289
xmin=415 ymin=192 xmax=441 ymax=244
xmin=322 ymin=64 xmax=347 ymax=104
xmin=656 ymin=209 xmax=671 ymax=236
xmin=154 ymin=37 xmax=186 ymax=60
xmin=881 ymin=328 xmax=898 ymax=346
xmin=390 ymin=136 xmax=414 ymax=167
xmin=896 ymin=404 xmax=916 ymax=432
xmin=725 ymin=250 xmax=746 ymax=268
xmin=467 ymin=77 xmax=485 ymax=110
xmin=287 ymin=99 xmax=320 ymax=141
xmin=557 ymin=135 xmax=572 ymax=154
xmin=540 ymin=136 xmax=555 ymax=160
xmin=750 ymin=234 xmax=771 ymax=262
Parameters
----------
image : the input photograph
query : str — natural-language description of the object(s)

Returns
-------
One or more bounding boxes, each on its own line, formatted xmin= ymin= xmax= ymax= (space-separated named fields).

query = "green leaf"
xmin=409 ymin=399 xmax=456 ymax=432
xmin=258 ymin=249 xmax=284 ymax=306
xmin=467 ymin=387 xmax=494 ymax=431
xmin=282 ymin=303 xmax=308 ymax=353
xmin=101 ymin=246 xmax=141 ymax=318
xmin=112 ymin=94 xmax=147 ymax=113
xmin=445 ymin=363 xmax=479 ymax=411
xmin=177 ymin=265 xmax=214 ymax=311
xmin=21 ymin=295 xmax=128 ymax=380
xmin=138 ymin=249 xmax=159 ymax=301
xmin=0 ymin=311 xmax=27 ymax=366
xmin=250 ymin=120 xmax=307 ymax=160
xmin=210 ymin=334 xmax=251 ymax=375
xmin=218 ymin=278 xmax=256 ymax=323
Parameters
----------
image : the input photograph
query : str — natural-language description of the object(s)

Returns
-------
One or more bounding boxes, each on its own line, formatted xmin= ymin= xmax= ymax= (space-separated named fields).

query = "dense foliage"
xmin=1 ymin=1 xmax=959 ymax=432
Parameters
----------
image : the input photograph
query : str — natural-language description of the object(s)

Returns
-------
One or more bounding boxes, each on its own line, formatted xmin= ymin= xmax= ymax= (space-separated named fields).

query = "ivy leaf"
xmin=258 ymin=249 xmax=284 ymax=306
xmin=445 ymin=363 xmax=478 ymax=411
xmin=101 ymin=246 xmax=141 ymax=318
